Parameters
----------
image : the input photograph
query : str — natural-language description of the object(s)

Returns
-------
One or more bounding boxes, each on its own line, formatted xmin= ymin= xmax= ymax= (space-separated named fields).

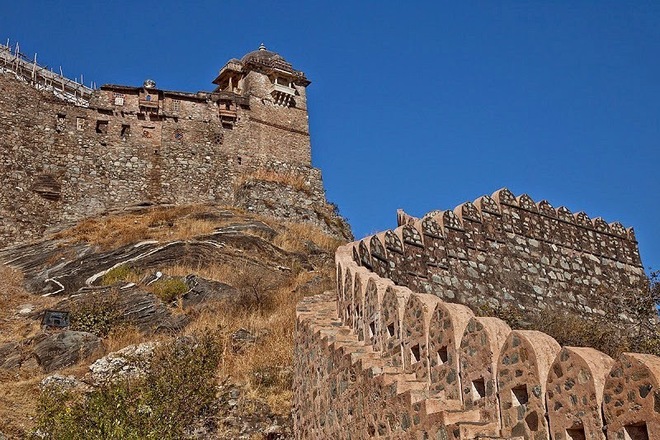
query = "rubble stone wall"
xmin=356 ymin=188 xmax=646 ymax=323
xmin=0 ymin=70 xmax=344 ymax=244
xmin=294 ymin=190 xmax=659 ymax=439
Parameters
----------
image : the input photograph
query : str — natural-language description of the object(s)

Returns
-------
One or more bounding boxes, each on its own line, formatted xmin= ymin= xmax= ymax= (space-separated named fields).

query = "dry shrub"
xmin=33 ymin=332 xmax=221 ymax=440
xmin=274 ymin=222 xmax=344 ymax=254
xmin=53 ymin=205 xmax=238 ymax=249
xmin=238 ymin=169 xmax=310 ymax=193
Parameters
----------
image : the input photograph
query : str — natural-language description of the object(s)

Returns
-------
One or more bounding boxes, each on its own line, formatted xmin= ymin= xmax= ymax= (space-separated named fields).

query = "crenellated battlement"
xmin=293 ymin=189 xmax=657 ymax=439
xmin=352 ymin=188 xmax=645 ymax=323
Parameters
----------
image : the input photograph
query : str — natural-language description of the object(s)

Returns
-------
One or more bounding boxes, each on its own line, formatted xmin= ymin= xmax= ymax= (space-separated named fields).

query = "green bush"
xmin=69 ymin=292 xmax=122 ymax=337
xmin=149 ymin=278 xmax=189 ymax=303
xmin=33 ymin=333 xmax=221 ymax=439
xmin=101 ymin=265 xmax=137 ymax=286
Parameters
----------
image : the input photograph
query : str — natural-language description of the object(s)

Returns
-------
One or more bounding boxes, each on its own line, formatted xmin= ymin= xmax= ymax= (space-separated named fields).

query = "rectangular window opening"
xmin=471 ymin=378 xmax=486 ymax=400
xmin=624 ymin=424 xmax=650 ymax=440
xmin=95 ymin=120 xmax=108 ymax=134
xmin=121 ymin=124 xmax=130 ymax=138
xmin=511 ymin=385 xmax=529 ymax=406
xmin=386 ymin=323 xmax=395 ymax=338
xmin=172 ymin=99 xmax=180 ymax=112
xmin=114 ymin=93 xmax=124 ymax=106
xmin=410 ymin=344 xmax=421 ymax=364
xmin=566 ymin=427 xmax=586 ymax=440
xmin=76 ymin=117 xmax=85 ymax=131
xmin=437 ymin=346 xmax=448 ymax=364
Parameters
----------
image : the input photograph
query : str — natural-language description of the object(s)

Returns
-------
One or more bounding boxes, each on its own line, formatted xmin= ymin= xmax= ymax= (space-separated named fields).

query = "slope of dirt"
xmin=0 ymin=204 xmax=345 ymax=439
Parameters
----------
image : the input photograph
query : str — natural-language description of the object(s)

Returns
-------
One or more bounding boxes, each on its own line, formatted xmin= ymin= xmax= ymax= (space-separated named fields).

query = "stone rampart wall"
xmin=293 ymin=191 xmax=657 ymax=439
xmin=293 ymin=244 xmax=660 ymax=439
xmin=0 ymin=71 xmax=339 ymax=244
xmin=354 ymin=188 xmax=646 ymax=322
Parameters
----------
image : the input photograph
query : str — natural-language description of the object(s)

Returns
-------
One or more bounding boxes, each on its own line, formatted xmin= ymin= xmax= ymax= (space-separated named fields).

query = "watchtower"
xmin=213 ymin=44 xmax=312 ymax=165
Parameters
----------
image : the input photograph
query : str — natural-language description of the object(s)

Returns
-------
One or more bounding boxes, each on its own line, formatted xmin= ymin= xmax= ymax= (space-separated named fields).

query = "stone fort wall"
xmin=293 ymin=189 xmax=658 ymax=439
xmin=0 ymin=44 xmax=349 ymax=244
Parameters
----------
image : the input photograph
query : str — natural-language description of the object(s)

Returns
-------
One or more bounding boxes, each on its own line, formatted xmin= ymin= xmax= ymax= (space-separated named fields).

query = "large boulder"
xmin=32 ymin=330 xmax=103 ymax=372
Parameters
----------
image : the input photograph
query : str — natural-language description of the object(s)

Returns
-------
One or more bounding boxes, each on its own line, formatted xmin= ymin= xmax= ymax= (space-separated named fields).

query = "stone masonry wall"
xmin=0 ymin=68 xmax=342 ymax=244
xmin=294 ymin=191 xmax=659 ymax=439
xmin=356 ymin=188 xmax=646 ymax=323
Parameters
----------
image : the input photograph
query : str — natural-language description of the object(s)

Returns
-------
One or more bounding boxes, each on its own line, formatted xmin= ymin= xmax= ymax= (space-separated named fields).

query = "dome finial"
xmin=258 ymin=43 xmax=266 ymax=51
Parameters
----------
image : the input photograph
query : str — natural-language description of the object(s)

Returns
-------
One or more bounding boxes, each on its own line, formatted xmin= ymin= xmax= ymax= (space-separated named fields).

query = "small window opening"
xmin=437 ymin=346 xmax=448 ymax=364
xmin=95 ymin=120 xmax=108 ymax=134
xmin=511 ymin=385 xmax=529 ymax=406
xmin=410 ymin=344 xmax=421 ymax=364
xmin=237 ymin=156 xmax=242 ymax=165
xmin=172 ymin=99 xmax=180 ymax=112
xmin=114 ymin=93 xmax=124 ymax=106
xmin=76 ymin=117 xmax=85 ymax=131
xmin=369 ymin=321 xmax=376 ymax=338
xmin=471 ymin=378 xmax=486 ymax=400
xmin=386 ymin=323 xmax=395 ymax=338
xmin=56 ymin=114 xmax=66 ymax=132
xmin=121 ymin=124 xmax=130 ymax=138
xmin=566 ymin=427 xmax=586 ymax=440
xmin=624 ymin=424 xmax=650 ymax=440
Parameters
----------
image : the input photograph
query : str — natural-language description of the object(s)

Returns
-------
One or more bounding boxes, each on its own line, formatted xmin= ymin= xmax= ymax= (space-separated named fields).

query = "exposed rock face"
xmin=53 ymin=287 xmax=188 ymax=334
xmin=0 ymin=218 xmax=312 ymax=297
xmin=87 ymin=342 xmax=156 ymax=385
xmin=32 ymin=331 xmax=103 ymax=372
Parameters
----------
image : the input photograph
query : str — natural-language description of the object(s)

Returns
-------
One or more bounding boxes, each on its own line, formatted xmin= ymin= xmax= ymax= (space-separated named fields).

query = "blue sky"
xmin=1 ymin=1 xmax=658 ymax=271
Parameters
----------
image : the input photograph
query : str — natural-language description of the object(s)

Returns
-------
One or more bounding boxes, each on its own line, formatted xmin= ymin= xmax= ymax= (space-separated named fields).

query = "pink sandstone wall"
xmin=294 ymin=190 xmax=658 ymax=439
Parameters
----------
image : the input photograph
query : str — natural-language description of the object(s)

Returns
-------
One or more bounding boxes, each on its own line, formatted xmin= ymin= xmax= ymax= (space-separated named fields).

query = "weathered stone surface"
xmin=86 ymin=342 xmax=156 ymax=384
xmin=0 ymin=45 xmax=350 ymax=247
xmin=32 ymin=330 xmax=103 ymax=372
xmin=53 ymin=287 xmax=188 ymax=334
xmin=293 ymin=193 xmax=656 ymax=439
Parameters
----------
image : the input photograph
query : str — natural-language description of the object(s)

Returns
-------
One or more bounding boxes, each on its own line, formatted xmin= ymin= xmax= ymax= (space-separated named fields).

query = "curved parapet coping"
xmin=439 ymin=209 xmax=464 ymax=232
xmin=458 ymin=317 xmax=511 ymax=425
xmin=402 ymin=224 xmax=424 ymax=247
xmin=557 ymin=206 xmax=575 ymax=224
xmin=603 ymin=353 xmax=660 ymax=440
xmin=492 ymin=188 xmax=518 ymax=207
xmin=364 ymin=276 xmax=393 ymax=351
xmin=609 ymin=221 xmax=627 ymax=238
xmin=592 ymin=217 xmax=611 ymax=234
xmin=397 ymin=208 xmax=418 ymax=226
xmin=627 ymin=227 xmax=638 ymax=242
xmin=368 ymin=233 xmax=390 ymax=279
xmin=428 ymin=301 xmax=475 ymax=401
xmin=546 ymin=347 xmax=614 ymax=440
xmin=380 ymin=285 xmax=413 ymax=367
xmin=574 ymin=211 xmax=592 ymax=228
xmin=421 ymin=215 xmax=444 ymax=238
xmin=454 ymin=201 xmax=482 ymax=223
xmin=402 ymin=293 xmax=441 ymax=375
xmin=368 ymin=233 xmax=387 ymax=260
xmin=351 ymin=265 xmax=376 ymax=339
xmin=474 ymin=195 xmax=502 ymax=216
xmin=517 ymin=193 xmax=538 ymax=212
xmin=358 ymin=239 xmax=373 ymax=269
xmin=537 ymin=200 xmax=557 ymax=218
xmin=497 ymin=330 xmax=561 ymax=440
xmin=384 ymin=229 xmax=404 ymax=254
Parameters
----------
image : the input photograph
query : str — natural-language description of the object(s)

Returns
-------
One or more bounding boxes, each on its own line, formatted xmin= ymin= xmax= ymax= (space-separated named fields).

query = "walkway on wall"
xmin=0 ymin=41 xmax=93 ymax=106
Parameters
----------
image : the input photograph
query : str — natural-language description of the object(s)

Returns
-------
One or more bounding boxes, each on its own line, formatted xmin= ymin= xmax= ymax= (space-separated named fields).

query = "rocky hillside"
xmin=0 ymin=205 xmax=345 ymax=439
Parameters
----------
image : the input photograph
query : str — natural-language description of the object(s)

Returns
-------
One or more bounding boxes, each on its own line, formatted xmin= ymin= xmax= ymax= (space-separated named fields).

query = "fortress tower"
xmin=0 ymin=43 xmax=349 ymax=245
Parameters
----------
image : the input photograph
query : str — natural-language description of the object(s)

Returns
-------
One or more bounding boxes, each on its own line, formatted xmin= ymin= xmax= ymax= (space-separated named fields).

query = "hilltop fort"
xmin=0 ymin=43 xmax=349 ymax=245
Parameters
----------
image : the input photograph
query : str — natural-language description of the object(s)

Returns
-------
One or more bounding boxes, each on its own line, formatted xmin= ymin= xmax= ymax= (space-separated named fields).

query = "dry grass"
xmin=237 ymin=169 xmax=311 ymax=193
xmin=273 ymin=222 xmax=344 ymax=254
xmin=53 ymin=205 xmax=241 ymax=249
xmin=1 ymin=208 xmax=343 ymax=435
